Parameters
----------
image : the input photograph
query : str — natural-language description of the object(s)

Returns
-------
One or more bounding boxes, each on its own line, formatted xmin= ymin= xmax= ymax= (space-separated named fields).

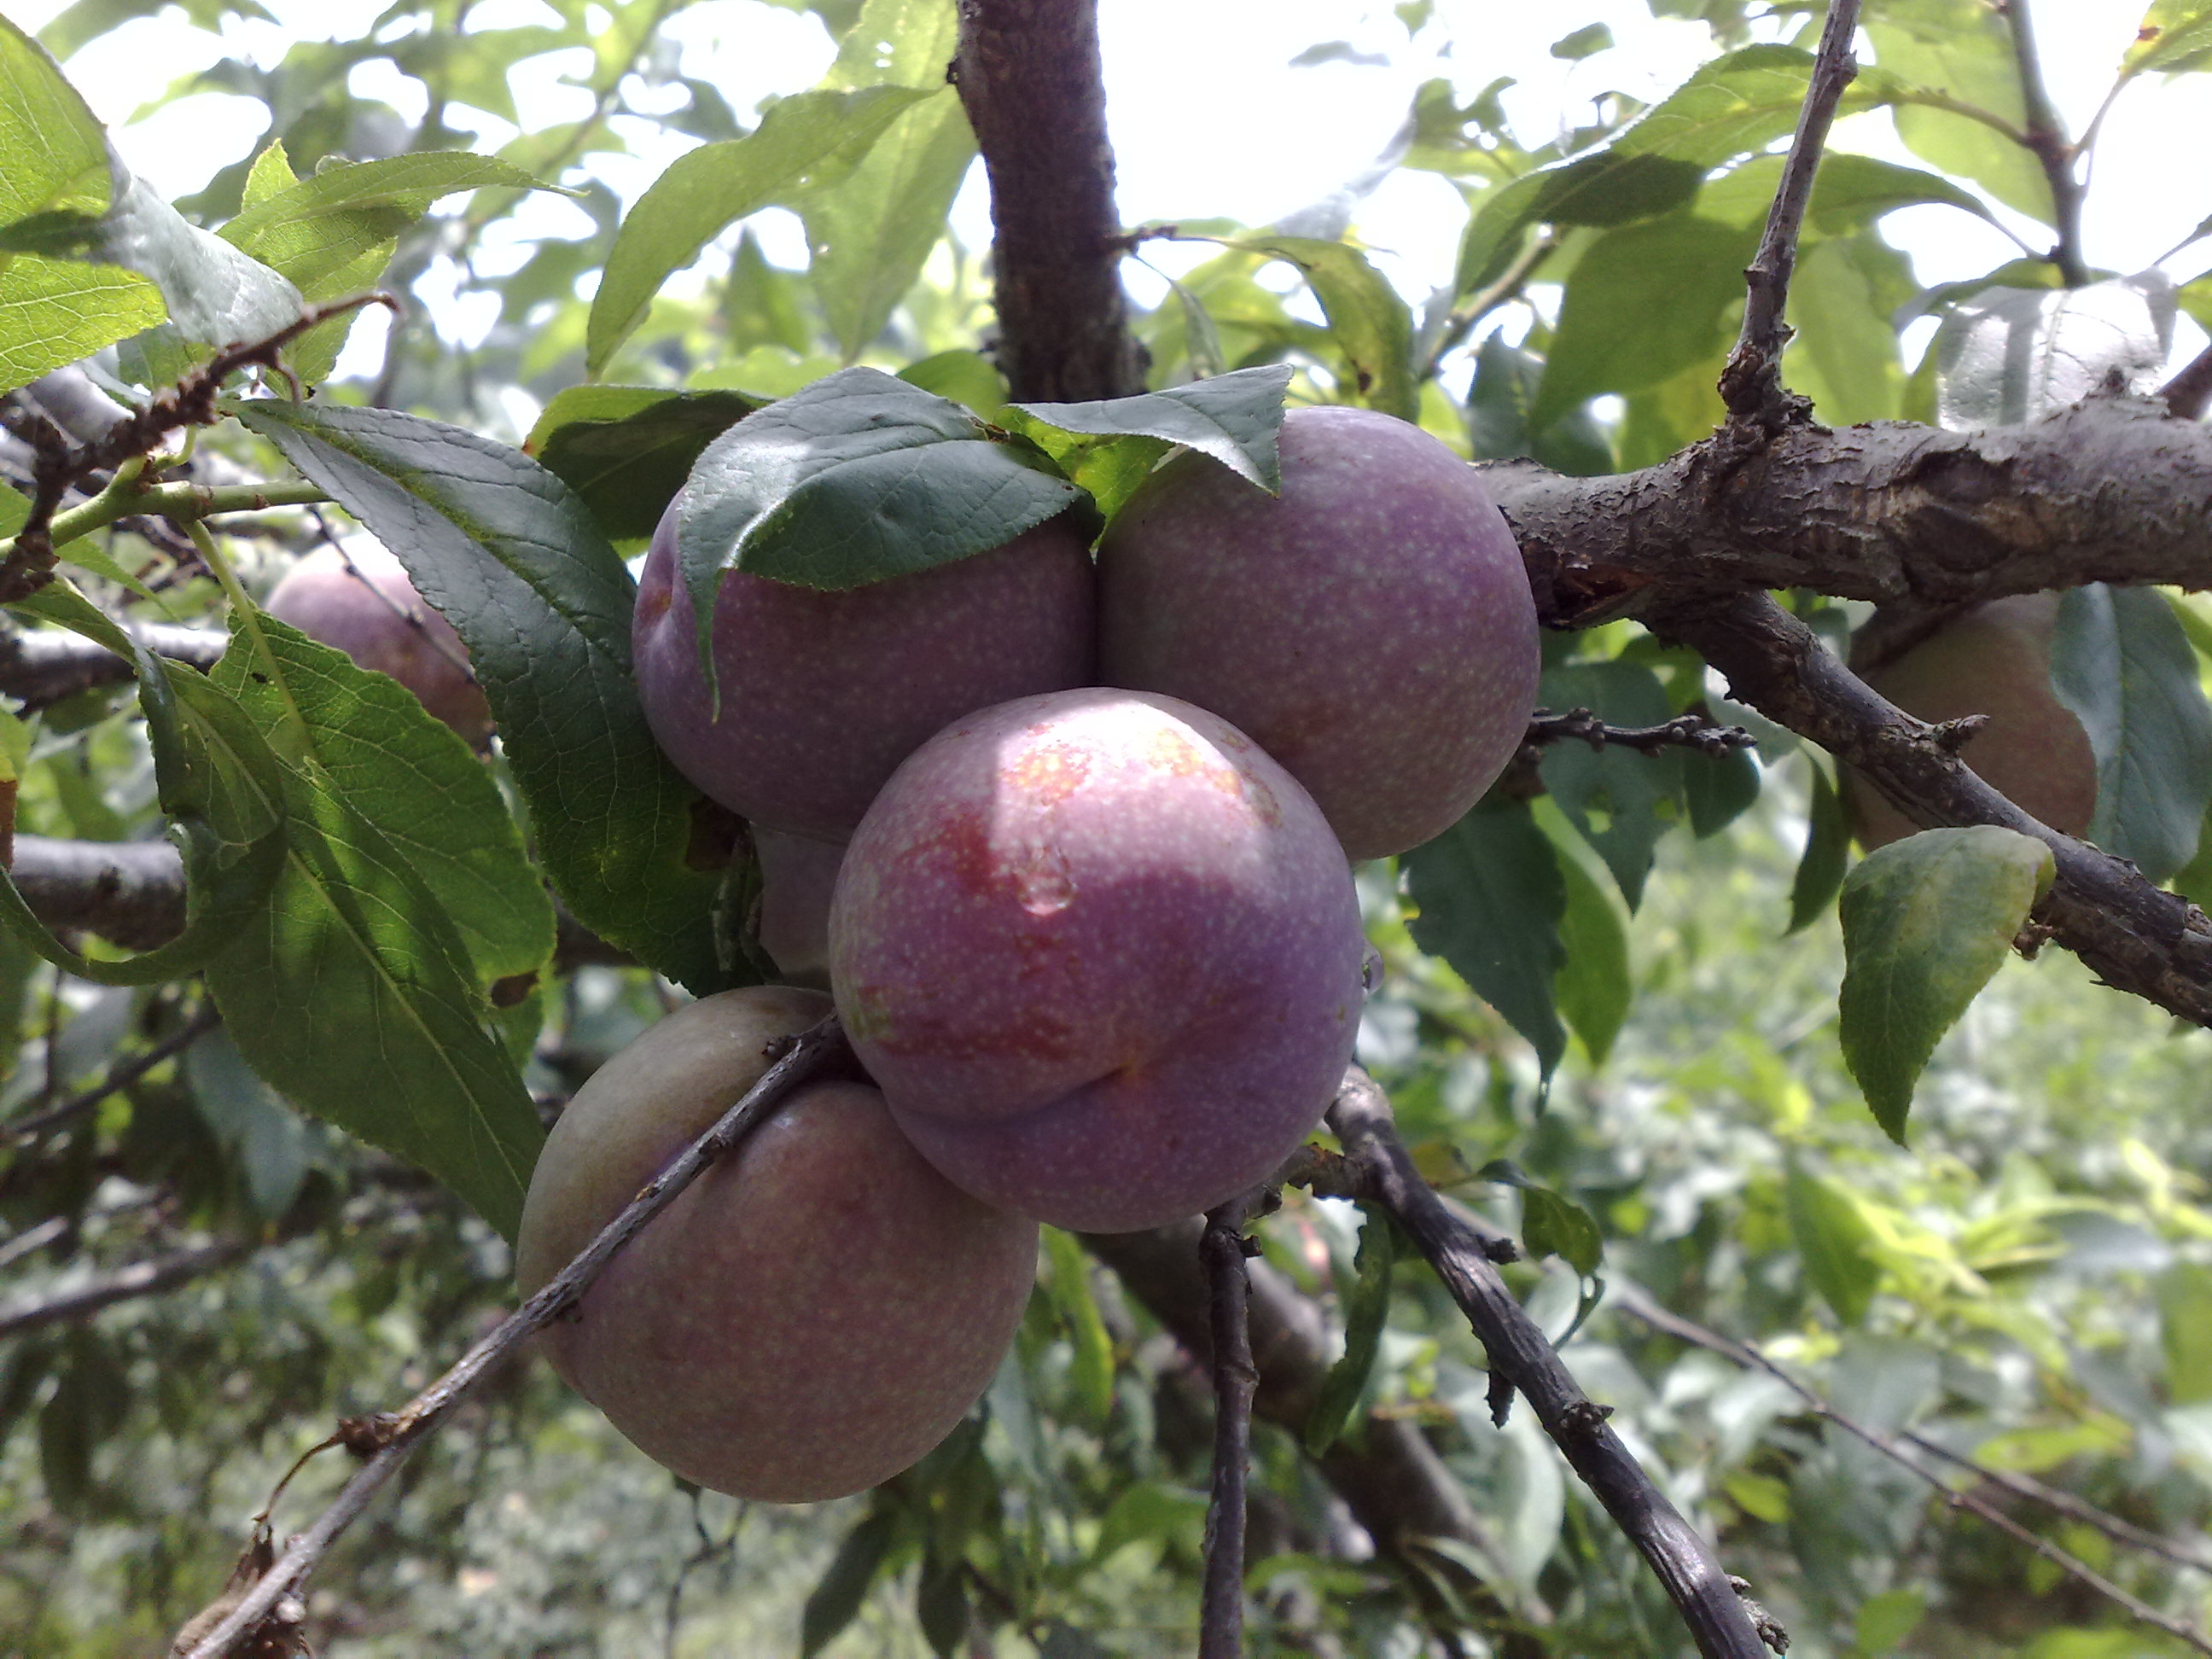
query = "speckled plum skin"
xmin=829 ymin=690 xmax=1367 ymax=1233
xmin=1845 ymin=593 xmax=2098 ymax=849
xmin=1097 ymin=405 xmax=1540 ymax=861
xmin=752 ymin=826 xmax=844 ymax=987
xmin=264 ymin=541 xmax=492 ymax=745
xmin=515 ymin=987 xmax=1038 ymax=1504
xmin=633 ymin=499 xmax=1097 ymax=841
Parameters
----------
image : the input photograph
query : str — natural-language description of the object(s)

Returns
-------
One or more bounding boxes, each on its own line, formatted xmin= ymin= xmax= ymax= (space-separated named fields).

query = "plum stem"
xmin=1197 ymin=1183 xmax=1270 ymax=1659
xmin=167 ymin=1013 xmax=852 ymax=1659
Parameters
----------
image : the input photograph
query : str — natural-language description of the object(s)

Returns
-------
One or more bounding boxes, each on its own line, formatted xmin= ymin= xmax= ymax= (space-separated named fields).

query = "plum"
xmin=633 ymin=498 xmax=1096 ymax=841
xmin=752 ymin=825 xmax=844 ymax=987
xmin=514 ymin=986 xmax=1039 ymax=1504
xmin=1845 ymin=594 xmax=2098 ymax=849
xmin=829 ymin=689 xmax=1367 ymax=1234
xmin=263 ymin=540 xmax=494 ymax=745
xmin=1097 ymin=405 xmax=1539 ymax=861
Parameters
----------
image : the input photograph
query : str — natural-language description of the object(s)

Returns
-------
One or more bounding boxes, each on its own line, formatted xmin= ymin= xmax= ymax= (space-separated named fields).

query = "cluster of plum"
xmin=270 ymin=401 xmax=1542 ymax=1503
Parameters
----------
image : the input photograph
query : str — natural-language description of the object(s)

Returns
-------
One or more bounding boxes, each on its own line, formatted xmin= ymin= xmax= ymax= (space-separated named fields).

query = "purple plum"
xmin=828 ymin=689 xmax=1367 ymax=1233
xmin=1097 ymin=405 xmax=1539 ymax=860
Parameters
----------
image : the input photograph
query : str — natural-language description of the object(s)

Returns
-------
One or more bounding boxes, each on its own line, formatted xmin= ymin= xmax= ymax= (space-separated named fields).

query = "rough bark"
xmin=1485 ymin=396 xmax=2212 ymax=626
xmin=952 ymin=0 xmax=1146 ymax=401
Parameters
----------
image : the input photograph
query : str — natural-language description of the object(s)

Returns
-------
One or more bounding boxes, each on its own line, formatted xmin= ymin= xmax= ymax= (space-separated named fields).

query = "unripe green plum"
xmin=1097 ymin=405 xmax=1539 ymax=860
xmin=515 ymin=986 xmax=1038 ymax=1504
xmin=263 ymin=541 xmax=492 ymax=745
xmin=829 ymin=689 xmax=1367 ymax=1234
xmin=1846 ymin=594 xmax=2097 ymax=848
xmin=752 ymin=825 xmax=844 ymax=987
xmin=633 ymin=499 xmax=1097 ymax=841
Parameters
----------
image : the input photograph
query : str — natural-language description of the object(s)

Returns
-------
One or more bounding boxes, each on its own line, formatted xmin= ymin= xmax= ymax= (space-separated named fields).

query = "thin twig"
xmin=4 ymin=1004 xmax=221 ymax=1142
xmin=1308 ymin=1068 xmax=1780 ymax=1659
xmin=1716 ymin=0 xmax=1863 ymax=429
xmin=1523 ymin=708 xmax=1756 ymax=760
xmin=2004 ymin=0 xmax=2091 ymax=288
xmin=1198 ymin=1184 xmax=1272 ymax=1659
xmin=0 ymin=1238 xmax=248 ymax=1340
xmin=2163 ymin=340 xmax=2212 ymax=422
xmin=1614 ymin=1284 xmax=2212 ymax=1656
xmin=171 ymin=1013 xmax=850 ymax=1659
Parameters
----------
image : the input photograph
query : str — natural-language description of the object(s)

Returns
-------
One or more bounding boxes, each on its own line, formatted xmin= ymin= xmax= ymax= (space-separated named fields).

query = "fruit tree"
xmin=6 ymin=2 xmax=2212 ymax=1656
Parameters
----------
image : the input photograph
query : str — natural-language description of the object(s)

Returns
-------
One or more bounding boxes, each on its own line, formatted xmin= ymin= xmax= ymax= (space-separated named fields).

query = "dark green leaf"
xmin=1550 ymin=23 xmax=1612 ymax=59
xmin=1788 ymin=755 xmax=1849 ymax=934
xmin=1010 ymin=363 xmax=1293 ymax=492
xmin=528 ymin=387 xmax=767 ymax=541
xmin=186 ymin=1026 xmax=313 ymax=1218
xmin=2051 ymin=584 xmax=2212 ymax=883
xmin=801 ymin=1508 xmax=899 ymax=1656
xmin=236 ymin=400 xmax=743 ymax=994
xmin=1402 ymin=798 xmax=1567 ymax=1075
xmin=1480 ymin=1161 xmax=1603 ymax=1276
xmin=1541 ymin=804 xmax=1633 ymax=1066
xmin=1533 ymin=214 xmax=1759 ymax=428
xmin=916 ymin=1555 xmax=969 ymax=1656
xmin=1455 ymin=154 xmax=1706 ymax=297
xmin=1464 ymin=333 xmax=1614 ymax=475
xmin=1306 ymin=1202 xmax=1395 ymax=1455
xmin=586 ymin=84 xmax=933 ymax=374
xmin=677 ymin=366 xmax=1091 ymax=609
xmin=1837 ymin=824 xmax=2053 ymax=1142
xmin=1231 ymin=238 xmax=1416 ymax=420
xmin=1536 ymin=661 xmax=1683 ymax=908
xmin=1684 ymin=745 xmax=1761 ymax=837
xmin=1786 ymin=1161 xmax=1880 ymax=1327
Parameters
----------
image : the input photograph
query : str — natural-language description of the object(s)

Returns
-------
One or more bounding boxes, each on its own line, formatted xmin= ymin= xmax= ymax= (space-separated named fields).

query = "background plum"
xmin=829 ymin=688 xmax=1367 ymax=1234
xmin=263 ymin=539 xmax=494 ymax=745
xmin=1097 ymin=405 xmax=1539 ymax=861
xmin=752 ymin=826 xmax=843 ymax=987
xmin=515 ymin=986 xmax=1039 ymax=1503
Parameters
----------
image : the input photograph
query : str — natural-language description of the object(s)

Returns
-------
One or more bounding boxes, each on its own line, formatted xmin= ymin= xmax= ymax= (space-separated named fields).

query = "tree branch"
xmin=1524 ymin=708 xmax=1755 ymax=760
xmin=1716 ymin=0 xmax=1861 ymax=428
xmin=0 ymin=620 xmax=227 ymax=707
xmin=2163 ymin=340 xmax=2212 ymax=422
xmin=1659 ymin=591 xmax=2212 ymax=1027
xmin=1482 ymin=398 xmax=2212 ymax=623
xmin=6 ymin=835 xmax=189 ymax=949
xmin=1318 ymin=1069 xmax=1780 ymax=1659
xmin=170 ymin=1014 xmax=850 ymax=1659
xmin=0 ymin=1237 xmax=248 ymax=1339
xmin=2004 ymin=0 xmax=2091 ymax=288
xmin=4 ymin=1001 xmax=221 ymax=1142
xmin=1615 ymin=1283 xmax=2212 ymax=1655
xmin=952 ymin=0 xmax=1146 ymax=401
xmin=1198 ymin=1185 xmax=1269 ymax=1659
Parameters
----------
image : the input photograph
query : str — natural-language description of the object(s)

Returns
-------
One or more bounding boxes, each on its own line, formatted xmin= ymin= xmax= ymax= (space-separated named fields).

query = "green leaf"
xmin=1010 ymin=363 xmax=1293 ymax=492
xmin=1479 ymin=1160 xmax=1604 ymax=1276
xmin=1697 ymin=151 xmax=2003 ymax=239
xmin=1783 ymin=232 xmax=1917 ymax=425
xmin=1789 ymin=754 xmax=1850 ymax=933
xmin=801 ymin=0 xmax=973 ymax=358
xmin=801 ymin=1507 xmax=899 ymax=1656
xmin=723 ymin=227 xmax=813 ymax=354
xmin=204 ymin=621 xmax=544 ymax=1240
xmin=586 ymin=84 xmax=932 ymax=375
xmin=1533 ymin=213 xmax=1759 ymax=428
xmin=1537 ymin=800 xmax=1633 ymax=1067
xmin=1455 ymin=153 xmax=1705 ymax=296
xmin=1867 ymin=1 xmax=2055 ymax=223
xmin=1401 ymin=798 xmax=1567 ymax=1076
xmin=677 ymin=366 xmax=1091 ymax=612
xmin=0 ymin=255 xmax=164 ymax=396
xmin=186 ymin=1026 xmax=314 ymax=1218
xmin=527 ymin=386 xmax=766 ymax=541
xmin=236 ymin=400 xmax=743 ymax=993
xmin=1041 ymin=1226 xmax=1115 ymax=1427
xmin=1837 ymin=824 xmax=2054 ymax=1142
xmin=2128 ymin=2 xmax=2212 ymax=75
xmin=1932 ymin=276 xmax=2177 ymax=428
xmin=1786 ymin=1161 xmax=1880 ymax=1327
xmin=1550 ymin=22 xmax=1612 ymax=60
xmin=2159 ymin=1263 xmax=2212 ymax=1404
xmin=1684 ymin=744 xmax=1762 ymax=837
xmin=0 ymin=13 xmax=109 ymax=232
xmin=0 ymin=581 xmax=288 ymax=986
xmin=218 ymin=151 xmax=554 ymax=381
xmin=1535 ymin=661 xmax=1683 ymax=908
xmin=1231 ymin=238 xmax=1415 ymax=420
xmin=2050 ymin=583 xmax=2212 ymax=883
xmin=1306 ymin=1202 xmax=1396 ymax=1455
xmin=1854 ymin=1589 xmax=1929 ymax=1656
xmin=898 ymin=348 xmax=1010 ymax=419
xmin=218 ymin=612 xmax=554 ymax=984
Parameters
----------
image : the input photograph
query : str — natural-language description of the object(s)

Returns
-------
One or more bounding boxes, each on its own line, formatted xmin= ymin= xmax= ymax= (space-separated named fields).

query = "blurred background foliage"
xmin=6 ymin=0 xmax=2212 ymax=1654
